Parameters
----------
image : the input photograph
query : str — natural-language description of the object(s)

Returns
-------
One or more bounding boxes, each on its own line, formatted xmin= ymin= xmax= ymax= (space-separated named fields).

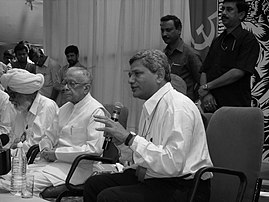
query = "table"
xmin=0 ymin=189 xmax=47 ymax=201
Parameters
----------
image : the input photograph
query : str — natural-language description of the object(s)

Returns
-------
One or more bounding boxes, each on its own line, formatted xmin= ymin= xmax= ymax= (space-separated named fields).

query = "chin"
xmin=15 ymin=105 xmax=26 ymax=112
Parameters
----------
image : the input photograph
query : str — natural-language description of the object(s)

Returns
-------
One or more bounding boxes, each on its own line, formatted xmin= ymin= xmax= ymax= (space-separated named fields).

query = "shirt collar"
xmin=43 ymin=56 xmax=50 ymax=67
xmin=164 ymin=38 xmax=184 ymax=55
xmin=73 ymin=92 xmax=93 ymax=110
xmin=223 ymin=24 xmax=243 ymax=39
xmin=67 ymin=61 xmax=83 ymax=68
xmin=28 ymin=93 xmax=41 ymax=116
xmin=143 ymin=82 xmax=172 ymax=116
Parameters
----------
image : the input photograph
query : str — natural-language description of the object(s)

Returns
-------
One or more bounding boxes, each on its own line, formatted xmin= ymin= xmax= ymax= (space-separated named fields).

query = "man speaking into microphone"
xmin=84 ymin=50 xmax=212 ymax=202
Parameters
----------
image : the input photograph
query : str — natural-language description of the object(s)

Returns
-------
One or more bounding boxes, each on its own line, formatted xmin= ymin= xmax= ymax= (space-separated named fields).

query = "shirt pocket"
xmin=69 ymin=126 xmax=87 ymax=145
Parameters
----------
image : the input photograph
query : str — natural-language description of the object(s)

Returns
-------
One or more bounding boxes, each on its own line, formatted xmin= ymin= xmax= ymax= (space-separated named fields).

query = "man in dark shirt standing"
xmin=198 ymin=0 xmax=260 ymax=112
xmin=161 ymin=15 xmax=202 ymax=101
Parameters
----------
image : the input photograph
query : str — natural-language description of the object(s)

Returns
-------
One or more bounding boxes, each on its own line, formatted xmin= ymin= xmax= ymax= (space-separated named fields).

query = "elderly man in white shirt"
xmin=0 ymin=68 xmax=58 ymax=152
xmin=84 ymin=50 xmax=213 ymax=202
xmin=0 ymin=67 xmax=106 ymax=194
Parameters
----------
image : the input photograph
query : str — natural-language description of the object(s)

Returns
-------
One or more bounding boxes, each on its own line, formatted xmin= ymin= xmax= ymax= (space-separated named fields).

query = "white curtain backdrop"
xmin=43 ymin=0 xmax=191 ymax=132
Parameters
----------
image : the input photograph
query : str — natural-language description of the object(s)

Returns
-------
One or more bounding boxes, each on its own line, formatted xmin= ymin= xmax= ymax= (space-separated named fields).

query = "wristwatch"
xmin=202 ymin=84 xmax=209 ymax=90
xmin=124 ymin=132 xmax=136 ymax=146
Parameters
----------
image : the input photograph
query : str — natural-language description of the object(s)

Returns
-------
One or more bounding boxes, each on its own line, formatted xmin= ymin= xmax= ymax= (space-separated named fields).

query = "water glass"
xmin=21 ymin=174 xmax=34 ymax=198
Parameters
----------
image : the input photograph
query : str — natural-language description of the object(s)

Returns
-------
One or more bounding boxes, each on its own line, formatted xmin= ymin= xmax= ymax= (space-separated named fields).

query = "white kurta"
xmin=31 ymin=92 xmax=106 ymax=188
xmin=0 ymin=90 xmax=16 ymax=135
xmin=120 ymin=83 xmax=212 ymax=179
xmin=11 ymin=93 xmax=59 ymax=152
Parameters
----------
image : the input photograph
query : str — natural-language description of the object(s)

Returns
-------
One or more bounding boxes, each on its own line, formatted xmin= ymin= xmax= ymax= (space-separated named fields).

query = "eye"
xmin=61 ymin=80 xmax=67 ymax=85
xmin=128 ymin=71 xmax=143 ymax=78
xmin=134 ymin=72 xmax=142 ymax=77
xmin=69 ymin=81 xmax=76 ymax=87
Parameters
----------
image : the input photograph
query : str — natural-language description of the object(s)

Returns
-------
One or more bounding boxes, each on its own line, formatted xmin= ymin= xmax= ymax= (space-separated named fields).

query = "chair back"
xmin=207 ymin=107 xmax=264 ymax=202
xmin=102 ymin=104 xmax=129 ymax=163
xmin=201 ymin=112 xmax=213 ymax=130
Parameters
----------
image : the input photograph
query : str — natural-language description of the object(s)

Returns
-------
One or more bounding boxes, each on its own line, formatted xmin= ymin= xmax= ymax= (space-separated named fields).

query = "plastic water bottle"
xmin=10 ymin=142 xmax=27 ymax=196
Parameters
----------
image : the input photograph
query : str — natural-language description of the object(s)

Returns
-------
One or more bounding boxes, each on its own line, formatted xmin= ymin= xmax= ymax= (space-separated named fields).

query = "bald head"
xmin=66 ymin=66 xmax=92 ymax=86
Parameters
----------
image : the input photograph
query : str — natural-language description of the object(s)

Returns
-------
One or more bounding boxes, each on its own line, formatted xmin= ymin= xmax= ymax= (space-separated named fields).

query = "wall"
xmin=0 ymin=0 xmax=43 ymax=59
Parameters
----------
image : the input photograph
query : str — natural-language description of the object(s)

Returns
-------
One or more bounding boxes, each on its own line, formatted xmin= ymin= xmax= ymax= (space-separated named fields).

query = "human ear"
xmin=238 ymin=11 xmax=246 ymax=21
xmin=156 ymin=68 xmax=165 ymax=83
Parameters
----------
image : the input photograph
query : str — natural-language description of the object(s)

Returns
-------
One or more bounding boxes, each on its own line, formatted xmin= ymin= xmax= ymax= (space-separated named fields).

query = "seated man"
xmin=0 ymin=68 xmax=59 ymax=152
xmin=0 ymin=67 xmax=106 ymax=194
xmin=0 ymin=90 xmax=16 ymax=136
xmin=4 ymin=67 xmax=106 ymax=195
xmin=84 ymin=50 xmax=213 ymax=202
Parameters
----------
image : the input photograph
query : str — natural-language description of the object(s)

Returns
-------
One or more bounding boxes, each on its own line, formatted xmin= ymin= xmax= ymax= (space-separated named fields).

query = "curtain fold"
xmin=43 ymin=0 xmax=191 ymax=132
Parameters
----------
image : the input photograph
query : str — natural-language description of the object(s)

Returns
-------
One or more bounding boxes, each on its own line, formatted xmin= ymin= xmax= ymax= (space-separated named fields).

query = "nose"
xmin=62 ymin=83 xmax=69 ymax=92
xmin=9 ymin=96 xmax=14 ymax=102
xmin=222 ymin=8 xmax=227 ymax=15
xmin=162 ymin=31 xmax=167 ymax=37
xmin=128 ymin=74 xmax=135 ymax=84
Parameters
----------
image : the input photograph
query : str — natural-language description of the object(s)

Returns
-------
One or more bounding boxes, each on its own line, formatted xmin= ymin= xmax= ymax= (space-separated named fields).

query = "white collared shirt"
xmin=122 ymin=82 xmax=212 ymax=179
xmin=12 ymin=93 xmax=59 ymax=151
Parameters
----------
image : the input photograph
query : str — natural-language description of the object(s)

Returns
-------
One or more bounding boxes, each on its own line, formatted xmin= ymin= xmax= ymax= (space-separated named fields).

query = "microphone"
xmin=102 ymin=102 xmax=123 ymax=150
xmin=0 ymin=134 xmax=9 ymax=149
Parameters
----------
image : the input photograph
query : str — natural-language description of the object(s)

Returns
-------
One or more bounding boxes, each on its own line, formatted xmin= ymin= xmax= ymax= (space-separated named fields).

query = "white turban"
xmin=0 ymin=68 xmax=44 ymax=94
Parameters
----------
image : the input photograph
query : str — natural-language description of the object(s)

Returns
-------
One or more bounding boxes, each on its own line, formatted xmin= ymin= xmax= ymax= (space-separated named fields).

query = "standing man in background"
xmin=198 ymin=0 xmax=260 ymax=112
xmin=29 ymin=47 xmax=61 ymax=102
xmin=1 ymin=49 xmax=14 ymax=71
xmin=57 ymin=45 xmax=85 ymax=106
xmin=160 ymin=15 xmax=202 ymax=101
xmin=11 ymin=42 xmax=36 ymax=74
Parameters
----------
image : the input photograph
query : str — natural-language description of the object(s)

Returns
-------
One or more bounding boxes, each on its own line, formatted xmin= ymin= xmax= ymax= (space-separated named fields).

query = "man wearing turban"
xmin=0 ymin=68 xmax=59 ymax=152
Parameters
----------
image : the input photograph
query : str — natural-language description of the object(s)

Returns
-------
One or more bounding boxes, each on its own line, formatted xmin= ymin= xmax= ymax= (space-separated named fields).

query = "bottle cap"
xmin=17 ymin=142 xmax=23 ymax=148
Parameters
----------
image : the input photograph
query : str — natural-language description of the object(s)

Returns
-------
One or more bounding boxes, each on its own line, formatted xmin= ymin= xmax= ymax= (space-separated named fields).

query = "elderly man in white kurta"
xmin=25 ymin=66 xmax=106 ymax=194
xmin=0 ymin=68 xmax=58 ymax=152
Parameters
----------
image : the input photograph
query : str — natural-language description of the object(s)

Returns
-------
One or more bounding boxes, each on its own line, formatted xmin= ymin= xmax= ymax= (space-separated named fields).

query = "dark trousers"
xmin=83 ymin=169 xmax=210 ymax=202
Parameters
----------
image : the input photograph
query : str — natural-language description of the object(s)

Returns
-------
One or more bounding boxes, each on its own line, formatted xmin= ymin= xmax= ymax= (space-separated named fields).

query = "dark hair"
xmin=14 ymin=43 xmax=29 ymax=55
xmin=3 ymin=49 xmax=14 ymax=59
xmin=160 ymin=15 xmax=182 ymax=30
xmin=129 ymin=49 xmax=171 ymax=82
xmin=223 ymin=0 xmax=249 ymax=20
xmin=18 ymin=41 xmax=31 ymax=50
xmin=28 ymin=47 xmax=39 ymax=60
xmin=65 ymin=45 xmax=79 ymax=55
